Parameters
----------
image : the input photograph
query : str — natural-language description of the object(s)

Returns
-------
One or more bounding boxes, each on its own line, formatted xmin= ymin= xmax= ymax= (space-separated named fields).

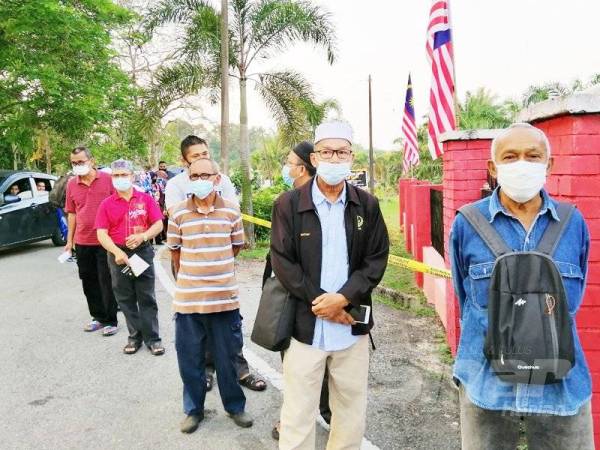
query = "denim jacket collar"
xmin=488 ymin=188 xmax=559 ymax=223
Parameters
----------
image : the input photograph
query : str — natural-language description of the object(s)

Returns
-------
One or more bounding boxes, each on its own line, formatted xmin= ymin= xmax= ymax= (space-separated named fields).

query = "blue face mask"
xmin=316 ymin=162 xmax=351 ymax=186
xmin=282 ymin=165 xmax=295 ymax=187
xmin=189 ymin=180 xmax=214 ymax=199
xmin=112 ymin=177 xmax=132 ymax=192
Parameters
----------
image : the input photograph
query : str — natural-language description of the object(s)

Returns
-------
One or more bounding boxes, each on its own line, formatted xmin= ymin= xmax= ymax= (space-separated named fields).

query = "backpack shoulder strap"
xmin=535 ymin=202 xmax=575 ymax=256
xmin=458 ymin=204 xmax=511 ymax=258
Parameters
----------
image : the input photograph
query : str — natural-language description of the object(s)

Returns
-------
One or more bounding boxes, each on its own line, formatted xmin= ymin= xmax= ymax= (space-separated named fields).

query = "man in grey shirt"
xmin=165 ymin=135 xmax=266 ymax=393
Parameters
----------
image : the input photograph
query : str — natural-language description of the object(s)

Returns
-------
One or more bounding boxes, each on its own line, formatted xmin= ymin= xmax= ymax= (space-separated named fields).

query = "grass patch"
xmin=238 ymin=241 xmax=269 ymax=261
xmin=379 ymin=196 xmax=426 ymax=300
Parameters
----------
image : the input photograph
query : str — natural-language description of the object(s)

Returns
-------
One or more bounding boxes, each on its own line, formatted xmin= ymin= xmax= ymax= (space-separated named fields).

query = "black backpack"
xmin=459 ymin=202 xmax=576 ymax=385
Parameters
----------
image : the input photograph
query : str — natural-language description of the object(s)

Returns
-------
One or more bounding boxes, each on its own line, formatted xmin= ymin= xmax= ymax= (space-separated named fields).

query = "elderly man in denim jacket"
xmin=450 ymin=123 xmax=594 ymax=449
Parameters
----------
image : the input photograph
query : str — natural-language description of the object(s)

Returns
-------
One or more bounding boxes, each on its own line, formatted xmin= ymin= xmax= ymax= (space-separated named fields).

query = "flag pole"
xmin=447 ymin=0 xmax=459 ymax=127
xmin=368 ymin=74 xmax=375 ymax=194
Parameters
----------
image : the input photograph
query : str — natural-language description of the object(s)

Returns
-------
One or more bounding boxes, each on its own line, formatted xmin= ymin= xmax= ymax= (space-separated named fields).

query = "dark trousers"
xmin=107 ymin=244 xmax=160 ymax=345
xmin=459 ymin=385 xmax=594 ymax=450
xmin=76 ymin=244 xmax=118 ymax=326
xmin=176 ymin=310 xmax=246 ymax=416
xmin=171 ymin=258 xmax=249 ymax=380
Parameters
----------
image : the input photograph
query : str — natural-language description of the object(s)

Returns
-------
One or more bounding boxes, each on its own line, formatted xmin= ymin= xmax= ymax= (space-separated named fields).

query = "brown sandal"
xmin=123 ymin=341 xmax=142 ymax=355
xmin=148 ymin=342 xmax=165 ymax=356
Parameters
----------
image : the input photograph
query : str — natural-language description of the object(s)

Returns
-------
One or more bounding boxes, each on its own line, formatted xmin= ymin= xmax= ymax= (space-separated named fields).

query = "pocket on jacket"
xmin=555 ymin=261 xmax=584 ymax=314
xmin=468 ymin=261 xmax=495 ymax=310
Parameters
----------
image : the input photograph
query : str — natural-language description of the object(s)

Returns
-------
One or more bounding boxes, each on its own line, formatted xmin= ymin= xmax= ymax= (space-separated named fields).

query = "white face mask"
xmin=72 ymin=164 xmax=90 ymax=176
xmin=495 ymin=160 xmax=547 ymax=203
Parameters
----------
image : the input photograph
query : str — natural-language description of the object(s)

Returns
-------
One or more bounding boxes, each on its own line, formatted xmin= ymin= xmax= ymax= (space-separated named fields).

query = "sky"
xmin=195 ymin=0 xmax=600 ymax=150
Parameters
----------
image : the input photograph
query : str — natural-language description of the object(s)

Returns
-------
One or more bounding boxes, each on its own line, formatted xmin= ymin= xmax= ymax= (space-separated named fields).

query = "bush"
xmin=252 ymin=177 xmax=289 ymax=241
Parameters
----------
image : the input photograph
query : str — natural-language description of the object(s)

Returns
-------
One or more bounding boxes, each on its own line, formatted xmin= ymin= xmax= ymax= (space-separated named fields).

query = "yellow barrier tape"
xmin=241 ymin=213 xmax=271 ymax=229
xmin=241 ymin=214 xmax=452 ymax=279
xmin=388 ymin=254 xmax=452 ymax=279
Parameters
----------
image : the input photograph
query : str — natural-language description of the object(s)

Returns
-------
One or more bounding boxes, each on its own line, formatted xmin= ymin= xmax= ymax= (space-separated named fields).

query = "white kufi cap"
xmin=314 ymin=121 xmax=353 ymax=145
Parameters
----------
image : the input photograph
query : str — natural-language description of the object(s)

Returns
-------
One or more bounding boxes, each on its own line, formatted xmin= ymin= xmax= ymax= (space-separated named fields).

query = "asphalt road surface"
xmin=1 ymin=241 xmax=460 ymax=450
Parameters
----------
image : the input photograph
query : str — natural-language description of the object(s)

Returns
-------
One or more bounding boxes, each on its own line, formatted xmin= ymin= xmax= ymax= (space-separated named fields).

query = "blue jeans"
xmin=175 ymin=310 xmax=246 ymax=416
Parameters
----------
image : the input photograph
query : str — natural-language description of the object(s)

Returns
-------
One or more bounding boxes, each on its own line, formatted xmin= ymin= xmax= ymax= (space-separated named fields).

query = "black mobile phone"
xmin=349 ymin=305 xmax=371 ymax=324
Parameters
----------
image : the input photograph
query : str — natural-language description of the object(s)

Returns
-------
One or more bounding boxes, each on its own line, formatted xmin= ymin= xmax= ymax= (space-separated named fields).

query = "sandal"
xmin=148 ymin=342 xmax=165 ymax=356
xmin=123 ymin=341 xmax=142 ymax=355
xmin=239 ymin=374 xmax=267 ymax=391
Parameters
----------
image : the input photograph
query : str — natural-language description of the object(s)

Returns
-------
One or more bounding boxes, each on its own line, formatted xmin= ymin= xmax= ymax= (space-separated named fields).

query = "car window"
xmin=5 ymin=177 xmax=33 ymax=200
xmin=34 ymin=178 xmax=51 ymax=196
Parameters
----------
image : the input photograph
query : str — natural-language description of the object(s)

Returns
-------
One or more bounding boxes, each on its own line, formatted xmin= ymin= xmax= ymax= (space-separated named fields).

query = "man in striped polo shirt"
xmin=167 ymin=158 xmax=252 ymax=433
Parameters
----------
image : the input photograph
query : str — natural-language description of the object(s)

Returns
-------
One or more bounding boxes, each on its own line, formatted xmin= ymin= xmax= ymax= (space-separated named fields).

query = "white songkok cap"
xmin=314 ymin=121 xmax=353 ymax=145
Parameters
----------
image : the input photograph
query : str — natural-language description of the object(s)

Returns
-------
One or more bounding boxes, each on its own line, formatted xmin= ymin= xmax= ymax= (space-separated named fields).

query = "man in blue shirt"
xmin=271 ymin=121 xmax=389 ymax=449
xmin=450 ymin=123 xmax=594 ymax=449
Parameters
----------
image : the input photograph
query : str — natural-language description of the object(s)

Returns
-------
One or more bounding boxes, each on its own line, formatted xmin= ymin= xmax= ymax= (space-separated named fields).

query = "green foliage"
xmin=251 ymin=180 xmax=288 ymax=240
xmin=0 ymin=0 xmax=136 ymax=172
xmin=458 ymin=88 xmax=512 ymax=130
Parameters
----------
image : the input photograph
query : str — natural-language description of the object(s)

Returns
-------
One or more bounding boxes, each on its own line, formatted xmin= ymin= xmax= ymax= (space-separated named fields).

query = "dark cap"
xmin=292 ymin=141 xmax=315 ymax=168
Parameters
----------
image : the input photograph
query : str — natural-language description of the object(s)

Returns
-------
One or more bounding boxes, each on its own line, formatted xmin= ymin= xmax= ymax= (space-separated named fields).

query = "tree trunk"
xmin=220 ymin=0 xmax=229 ymax=174
xmin=239 ymin=76 xmax=255 ymax=246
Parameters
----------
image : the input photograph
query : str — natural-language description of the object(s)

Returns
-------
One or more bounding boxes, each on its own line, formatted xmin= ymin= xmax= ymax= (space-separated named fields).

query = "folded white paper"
xmin=129 ymin=254 xmax=150 ymax=277
xmin=57 ymin=251 xmax=72 ymax=263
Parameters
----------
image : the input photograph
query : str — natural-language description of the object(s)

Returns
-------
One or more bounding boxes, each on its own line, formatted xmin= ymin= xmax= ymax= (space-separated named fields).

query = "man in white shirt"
xmin=165 ymin=136 xmax=238 ymax=210
xmin=165 ymin=135 xmax=267 ymax=394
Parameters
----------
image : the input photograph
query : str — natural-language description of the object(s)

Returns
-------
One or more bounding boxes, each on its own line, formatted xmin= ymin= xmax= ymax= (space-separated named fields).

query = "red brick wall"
xmin=441 ymin=116 xmax=600 ymax=445
xmin=442 ymin=139 xmax=492 ymax=353
xmin=533 ymin=115 xmax=600 ymax=446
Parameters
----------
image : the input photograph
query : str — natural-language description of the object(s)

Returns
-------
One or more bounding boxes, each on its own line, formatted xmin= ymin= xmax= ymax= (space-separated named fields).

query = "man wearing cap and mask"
xmin=268 ymin=141 xmax=332 ymax=441
xmin=270 ymin=121 xmax=389 ymax=449
xmin=449 ymin=123 xmax=594 ymax=449
xmin=95 ymin=159 xmax=165 ymax=356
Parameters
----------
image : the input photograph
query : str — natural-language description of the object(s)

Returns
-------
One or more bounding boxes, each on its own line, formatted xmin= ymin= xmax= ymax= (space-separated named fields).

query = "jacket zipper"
xmin=545 ymin=294 xmax=559 ymax=376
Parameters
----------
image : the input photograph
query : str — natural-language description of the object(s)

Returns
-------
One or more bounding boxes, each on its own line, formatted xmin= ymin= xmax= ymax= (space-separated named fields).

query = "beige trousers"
xmin=279 ymin=335 xmax=370 ymax=450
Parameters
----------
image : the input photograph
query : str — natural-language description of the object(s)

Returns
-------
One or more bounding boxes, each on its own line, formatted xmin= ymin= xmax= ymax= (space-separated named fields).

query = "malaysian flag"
xmin=426 ymin=0 xmax=456 ymax=159
xmin=402 ymin=74 xmax=419 ymax=173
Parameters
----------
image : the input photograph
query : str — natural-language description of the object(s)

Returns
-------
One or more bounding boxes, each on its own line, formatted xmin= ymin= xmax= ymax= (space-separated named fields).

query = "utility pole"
xmin=220 ymin=0 xmax=229 ymax=174
xmin=368 ymin=74 xmax=375 ymax=194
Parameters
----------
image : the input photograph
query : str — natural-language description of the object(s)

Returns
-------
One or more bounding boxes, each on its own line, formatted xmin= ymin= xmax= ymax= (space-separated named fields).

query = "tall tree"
xmin=458 ymin=88 xmax=511 ymax=130
xmin=145 ymin=0 xmax=337 ymax=244
xmin=0 ymin=0 xmax=133 ymax=171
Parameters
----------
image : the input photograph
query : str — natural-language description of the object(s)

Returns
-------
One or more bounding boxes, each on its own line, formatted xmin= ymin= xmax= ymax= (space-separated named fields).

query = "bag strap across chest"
xmin=458 ymin=201 xmax=575 ymax=258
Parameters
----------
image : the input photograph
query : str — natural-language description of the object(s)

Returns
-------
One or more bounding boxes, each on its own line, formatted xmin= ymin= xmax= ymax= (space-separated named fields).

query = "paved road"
xmin=1 ymin=241 xmax=460 ymax=450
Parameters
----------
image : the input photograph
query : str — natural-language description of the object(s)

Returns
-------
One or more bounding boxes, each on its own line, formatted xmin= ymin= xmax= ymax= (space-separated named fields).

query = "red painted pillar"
xmin=441 ymin=134 xmax=499 ymax=354
xmin=531 ymin=114 xmax=600 ymax=446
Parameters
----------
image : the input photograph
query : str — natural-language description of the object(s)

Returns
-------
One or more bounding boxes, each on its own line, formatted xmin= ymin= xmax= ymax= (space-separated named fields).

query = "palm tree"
xmin=251 ymin=133 xmax=288 ymax=184
xmin=145 ymin=0 xmax=337 ymax=244
xmin=522 ymin=82 xmax=570 ymax=107
xmin=458 ymin=88 xmax=511 ymax=130
xmin=279 ymin=97 xmax=341 ymax=146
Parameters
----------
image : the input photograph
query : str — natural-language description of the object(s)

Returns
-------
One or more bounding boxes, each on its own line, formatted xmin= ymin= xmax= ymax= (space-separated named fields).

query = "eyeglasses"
xmin=71 ymin=159 xmax=90 ymax=166
xmin=189 ymin=173 xmax=216 ymax=181
xmin=315 ymin=149 xmax=353 ymax=161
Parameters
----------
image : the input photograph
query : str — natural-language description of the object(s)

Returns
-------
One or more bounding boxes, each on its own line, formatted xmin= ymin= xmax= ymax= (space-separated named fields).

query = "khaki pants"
xmin=279 ymin=336 xmax=369 ymax=450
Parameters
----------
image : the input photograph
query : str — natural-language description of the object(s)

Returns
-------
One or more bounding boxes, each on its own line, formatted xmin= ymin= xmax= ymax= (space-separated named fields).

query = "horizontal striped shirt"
xmin=167 ymin=195 xmax=244 ymax=314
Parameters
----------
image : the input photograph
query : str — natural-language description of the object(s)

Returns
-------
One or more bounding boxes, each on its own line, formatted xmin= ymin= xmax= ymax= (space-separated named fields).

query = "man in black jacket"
xmin=271 ymin=121 xmax=389 ymax=450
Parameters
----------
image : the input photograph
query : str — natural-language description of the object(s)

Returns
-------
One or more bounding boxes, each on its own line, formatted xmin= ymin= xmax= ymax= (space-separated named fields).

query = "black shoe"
xmin=206 ymin=373 xmax=214 ymax=391
xmin=180 ymin=414 xmax=203 ymax=433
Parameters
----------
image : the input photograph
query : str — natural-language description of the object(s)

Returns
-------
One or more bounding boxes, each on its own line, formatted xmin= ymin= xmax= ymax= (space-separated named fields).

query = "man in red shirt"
xmin=96 ymin=159 xmax=165 ymax=356
xmin=64 ymin=147 xmax=119 ymax=335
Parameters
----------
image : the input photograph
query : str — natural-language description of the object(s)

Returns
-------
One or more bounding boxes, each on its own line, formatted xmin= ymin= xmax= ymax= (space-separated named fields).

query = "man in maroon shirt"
xmin=96 ymin=159 xmax=165 ymax=356
xmin=64 ymin=147 xmax=119 ymax=336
